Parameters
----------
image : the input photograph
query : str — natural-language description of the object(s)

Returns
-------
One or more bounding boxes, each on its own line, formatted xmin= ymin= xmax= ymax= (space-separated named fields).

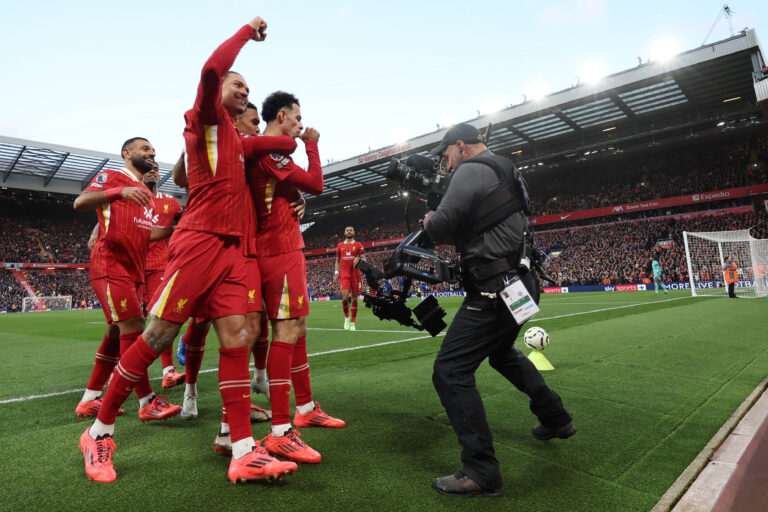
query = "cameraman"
xmin=423 ymin=124 xmax=575 ymax=498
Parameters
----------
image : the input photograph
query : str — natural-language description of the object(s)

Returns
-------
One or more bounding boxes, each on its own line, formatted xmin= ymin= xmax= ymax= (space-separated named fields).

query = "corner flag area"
xmin=1 ymin=291 xmax=765 ymax=511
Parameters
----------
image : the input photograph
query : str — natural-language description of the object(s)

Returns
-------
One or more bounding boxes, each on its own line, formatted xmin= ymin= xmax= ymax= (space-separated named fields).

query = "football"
xmin=524 ymin=326 xmax=550 ymax=351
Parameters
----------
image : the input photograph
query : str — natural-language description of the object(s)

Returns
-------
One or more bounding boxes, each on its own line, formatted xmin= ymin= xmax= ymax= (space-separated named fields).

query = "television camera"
xmin=355 ymin=231 xmax=458 ymax=337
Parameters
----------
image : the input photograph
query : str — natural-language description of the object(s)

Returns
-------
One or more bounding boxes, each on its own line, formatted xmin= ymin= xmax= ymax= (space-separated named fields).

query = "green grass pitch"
xmin=1 ymin=291 xmax=766 ymax=511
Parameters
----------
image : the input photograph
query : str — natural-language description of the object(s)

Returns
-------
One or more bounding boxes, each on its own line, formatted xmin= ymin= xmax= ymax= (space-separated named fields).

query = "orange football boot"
xmin=76 ymin=397 xmax=124 ymax=419
xmin=138 ymin=396 xmax=181 ymax=422
xmin=293 ymin=401 xmax=346 ymax=428
xmin=262 ymin=429 xmax=321 ymax=464
xmin=228 ymin=446 xmax=298 ymax=483
xmin=79 ymin=427 xmax=117 ymax=483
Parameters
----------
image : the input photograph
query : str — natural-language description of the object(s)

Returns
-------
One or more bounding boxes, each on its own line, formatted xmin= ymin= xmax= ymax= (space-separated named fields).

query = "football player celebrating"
xmin=333 ymin=226 xmax=365 ymax=330
xmin=74 ymin=139 xmax=179 ymax=422
xmin=249 ymin=91 xmax=345 ymax=465
xmin=78 ymin=17 xmax=297 ymax=484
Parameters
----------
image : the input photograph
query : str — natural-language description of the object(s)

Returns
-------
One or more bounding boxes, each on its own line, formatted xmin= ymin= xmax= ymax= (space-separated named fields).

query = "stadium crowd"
xmin=525 ymin=130 xmax=768 ymax=215
xmin=538 ymin=210 xmax=767 ymax=286
xmin=23 ymin=271 xmax=99 ymax=307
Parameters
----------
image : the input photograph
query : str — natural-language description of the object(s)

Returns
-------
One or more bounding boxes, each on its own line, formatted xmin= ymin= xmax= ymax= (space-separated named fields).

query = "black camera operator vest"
xmin=458 ymin=154 xmax=532 ymax=291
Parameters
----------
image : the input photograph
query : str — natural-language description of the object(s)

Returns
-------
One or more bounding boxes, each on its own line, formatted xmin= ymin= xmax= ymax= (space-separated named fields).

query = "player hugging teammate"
xmin=76 ymin=16 xmax=345 ymax=486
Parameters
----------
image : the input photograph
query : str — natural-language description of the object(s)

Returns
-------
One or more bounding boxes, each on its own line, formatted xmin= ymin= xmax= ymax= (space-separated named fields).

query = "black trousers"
xmin=728 ymin=282 xmax=736 ymax=297
xmin=432 ymin=271 xmax=572 ymax=488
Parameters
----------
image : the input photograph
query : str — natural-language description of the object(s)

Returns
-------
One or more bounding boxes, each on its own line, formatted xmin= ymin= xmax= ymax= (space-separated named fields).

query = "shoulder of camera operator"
xmin=424 ymin=124 xmax=526 ymax=255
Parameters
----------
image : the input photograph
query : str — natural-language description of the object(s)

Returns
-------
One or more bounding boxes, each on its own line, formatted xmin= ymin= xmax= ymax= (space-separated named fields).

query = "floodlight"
xmin=649 ymin=38 xmax=680 ymax=63
xmin=525 ymin=82 xmax=549 ymax=101
xmin=479 ymin=98 xmax=504 ymax=115
xmin=578 ymin=62 xmax=605 ymax=85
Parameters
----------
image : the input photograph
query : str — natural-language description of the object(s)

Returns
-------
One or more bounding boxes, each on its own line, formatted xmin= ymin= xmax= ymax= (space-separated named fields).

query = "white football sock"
xmin=296 ymin=401 xmax=315 ymax=415
xmin=271 ymin=423 xmax=292 ymax=437
xmin=138 ymin=393 xmax=154 ymax=408
xmin=185 ymin=382 xmax=197 ymax=397
xmin=89 ymin=419 xmax=114 ymax=439
xmin=81 ymin=389 xmax=101 ymax=402
xmin=231 ymin=437 xmax=255 ymax=460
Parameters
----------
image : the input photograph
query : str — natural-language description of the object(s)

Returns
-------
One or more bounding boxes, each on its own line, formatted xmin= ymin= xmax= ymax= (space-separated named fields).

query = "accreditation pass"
xmin=500 ymin=276 xmax=539 ymax=325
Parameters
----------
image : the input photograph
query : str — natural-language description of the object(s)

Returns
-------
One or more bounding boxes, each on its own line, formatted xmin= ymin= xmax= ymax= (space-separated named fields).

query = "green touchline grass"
xmin=0 ymin=290 xmax=764 ymax=512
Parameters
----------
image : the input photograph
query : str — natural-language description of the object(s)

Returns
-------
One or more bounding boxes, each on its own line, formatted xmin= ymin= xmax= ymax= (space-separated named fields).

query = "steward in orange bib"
xmin=723 ymin=256 xmax=739 ymax=298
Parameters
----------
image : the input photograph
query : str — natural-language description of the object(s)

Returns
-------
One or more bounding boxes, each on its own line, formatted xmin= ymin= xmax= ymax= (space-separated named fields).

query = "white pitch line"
xmin=307 ymin=327 xmax=415 ymax=333
xmin=1 ymin=296 xmax=689 ymax=405
xmin=535 ymin=296 xmax=688 ymax=321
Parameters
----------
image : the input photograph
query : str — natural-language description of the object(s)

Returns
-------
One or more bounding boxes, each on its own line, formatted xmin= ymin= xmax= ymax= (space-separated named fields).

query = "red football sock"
xmin=268 ymin=341 xmax=294 ymax=426
xmin=98 ymin=336 xmax=159 ymax=424
xmin=251 ymin=315 xmax=269 ymax=370
xmin=86 ymin=333 xmax=120 ymax=391
xmin=291 ymin=336 xmax=312 ymax=406
xmin=222 ymin=406 xmax=228 ymax=425
xmin=184 ymin=320 xmax=209 ymax=384
xmin=351 ymin=302 xmax=358 ymax=322
xmin=342 ymin=299 xmax=349 ymax=318
xmin=119 ymin=331 xmax=153 ymax=399
xmin=218 ymin=346 xmax=253 ymax=444
xmin=160 ymin=346 xmax=173 ymax=369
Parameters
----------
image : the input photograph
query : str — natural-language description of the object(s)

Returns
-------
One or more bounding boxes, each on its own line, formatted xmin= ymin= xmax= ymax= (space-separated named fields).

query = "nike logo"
xmin=560 ymin=214 xmax=571 ymax=220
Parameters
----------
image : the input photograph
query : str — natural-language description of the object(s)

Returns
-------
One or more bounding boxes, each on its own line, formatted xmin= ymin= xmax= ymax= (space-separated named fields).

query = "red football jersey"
xmin=86 ymin=168 xmax=155 ymax=282
xmin=249 ymin=140 xmax=323 ymax=257
xmin=336 ymin=240 xmax=365 ymax=276
xmin=175 ymin=24 xmax=254 ymax=238
xmin=242 ymin=135 xmax=298 ymax=257
xmin=145 ymin=192 xmax=183 ymax=271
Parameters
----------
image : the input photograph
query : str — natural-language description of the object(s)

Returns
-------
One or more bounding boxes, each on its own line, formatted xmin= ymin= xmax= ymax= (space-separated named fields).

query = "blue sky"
xmin=1 ymin=0 xmax=766 ymax=167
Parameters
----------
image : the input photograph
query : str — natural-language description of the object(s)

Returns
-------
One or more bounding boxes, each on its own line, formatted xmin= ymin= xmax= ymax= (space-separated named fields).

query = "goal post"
xmin=683 ymin=229 xmax=768 ymax=298
xmin=21 ymin=295 xmax=73 ymax=312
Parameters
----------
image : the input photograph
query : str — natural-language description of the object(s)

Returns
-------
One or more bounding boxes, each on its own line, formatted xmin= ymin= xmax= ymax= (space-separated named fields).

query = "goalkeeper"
xmin=650 ymin=256 xmax=668 ymax=294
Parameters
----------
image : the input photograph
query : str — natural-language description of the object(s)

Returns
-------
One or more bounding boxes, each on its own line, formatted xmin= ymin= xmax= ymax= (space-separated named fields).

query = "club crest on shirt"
xmin=174 ymin=298 xmax=188 ymax=314
xmin=120 ymin=298 xmax=128 ymax=312
xmin=298 ymin=295 xmax=304 ymax=308
xmin=248 ymin=289 xmax=256 ymax=303
xmin=96 ymin=173 xmax=108 ymax=184
xmin=163 ymin=204 xmax=169 ymax=213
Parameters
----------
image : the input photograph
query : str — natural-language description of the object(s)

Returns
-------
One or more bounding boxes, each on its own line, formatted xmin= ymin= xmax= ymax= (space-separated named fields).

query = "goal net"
xmin=683 ymin=229 xmax=768 ymax=298
xmin=22 ymin=295 xmax=73 ymax=312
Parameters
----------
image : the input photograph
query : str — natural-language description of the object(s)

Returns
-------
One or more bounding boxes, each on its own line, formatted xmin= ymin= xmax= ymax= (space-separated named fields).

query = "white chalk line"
xmin=1 ymin=296 xmax=689 ymax=405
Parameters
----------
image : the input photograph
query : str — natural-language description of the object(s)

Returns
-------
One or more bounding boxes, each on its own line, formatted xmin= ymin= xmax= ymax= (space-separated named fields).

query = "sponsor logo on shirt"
xmin=143 ymin=207 xmax=159 ymax=224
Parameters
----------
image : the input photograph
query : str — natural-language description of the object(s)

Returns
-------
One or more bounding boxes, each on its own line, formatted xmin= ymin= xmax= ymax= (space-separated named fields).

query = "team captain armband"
xmin=105 ymin=187 xmax=123 ymax=202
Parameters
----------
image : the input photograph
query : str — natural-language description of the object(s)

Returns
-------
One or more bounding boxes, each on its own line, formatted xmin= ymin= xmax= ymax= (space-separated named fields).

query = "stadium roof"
xmin=2 ymin=30 xmax=766 ymax=209
xmin=0 ymin=136 xmax=186 ymax=199
xmin=310 ymin=28 xmax=768 ymax=216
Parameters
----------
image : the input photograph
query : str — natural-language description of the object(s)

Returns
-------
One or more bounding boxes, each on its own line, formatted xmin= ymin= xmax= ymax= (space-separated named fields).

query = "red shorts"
xmin=245 ymin=256 xmax=263 ymax=314
xmin=149 ymin=230 xmax=247 ymax=323
xmin=143 ymin=269 xmax=165 ymax=304
xmin=340 ymin=271 xmax=362 ymax=293
xmin=258 ymin=250 xmax=309 ymax=320
xmin=91 ymin=276 xmax=143 ymax=324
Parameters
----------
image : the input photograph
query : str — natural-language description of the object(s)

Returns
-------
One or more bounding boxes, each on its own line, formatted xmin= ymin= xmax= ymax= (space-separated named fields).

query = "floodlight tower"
xmin=702 ymin=4 xmax=736 ymax=45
